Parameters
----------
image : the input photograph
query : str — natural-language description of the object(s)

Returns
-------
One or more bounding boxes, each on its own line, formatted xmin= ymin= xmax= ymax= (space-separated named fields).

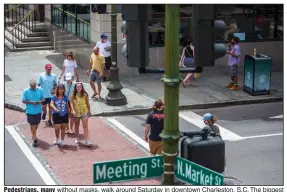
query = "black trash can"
xmin=243 ymin=54 xmax=272 ymax=96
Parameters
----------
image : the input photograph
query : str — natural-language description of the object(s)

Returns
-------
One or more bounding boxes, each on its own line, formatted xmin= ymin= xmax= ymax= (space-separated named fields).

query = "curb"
xmin=5 ymin=96 xmax=283 ymax=117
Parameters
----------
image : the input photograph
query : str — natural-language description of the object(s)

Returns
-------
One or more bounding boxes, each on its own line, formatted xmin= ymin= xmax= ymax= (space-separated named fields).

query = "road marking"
xmin=242 ymin=133 xmax=283 ymax=140
xmin=269 ymin=114 xmax=283 ymax=119
xmin=106 ymin=117 xmax=149 ymax=150
xmin=5 ymin=126 xmax=56 ymax=185
xmin=179 ymin=111 xmax=244 ymax=141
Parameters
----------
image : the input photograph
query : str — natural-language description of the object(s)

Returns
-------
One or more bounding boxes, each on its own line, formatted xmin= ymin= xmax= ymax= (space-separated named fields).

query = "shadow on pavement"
xmin=36 ymin=139 xmax=53 ymax=151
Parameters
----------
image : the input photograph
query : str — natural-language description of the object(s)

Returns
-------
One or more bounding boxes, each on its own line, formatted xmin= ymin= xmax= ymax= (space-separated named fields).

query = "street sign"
xmin=93 ymin=156 xmax=163 ymax=184
xmin=175 ymin=156 xmax=224 ymax=185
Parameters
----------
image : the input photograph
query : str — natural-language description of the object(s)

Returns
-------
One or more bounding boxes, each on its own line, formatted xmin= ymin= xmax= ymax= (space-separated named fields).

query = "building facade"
xmin=43 ymin=4 xmax=283 ymax=76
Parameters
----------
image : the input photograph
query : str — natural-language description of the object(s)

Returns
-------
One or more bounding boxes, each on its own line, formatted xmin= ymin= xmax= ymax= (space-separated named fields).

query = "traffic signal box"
xmin=181 ymin=129 xmax=226 ymax=174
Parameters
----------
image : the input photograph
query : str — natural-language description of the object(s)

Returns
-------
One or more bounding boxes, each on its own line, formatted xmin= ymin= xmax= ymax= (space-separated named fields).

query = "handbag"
xmin=183 ymin=46 xmax=195 ymax=68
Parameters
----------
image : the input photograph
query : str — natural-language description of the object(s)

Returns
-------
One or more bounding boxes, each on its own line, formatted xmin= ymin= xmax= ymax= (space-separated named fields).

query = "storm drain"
xmin=5 ymin=75 xmax=12 ymax=82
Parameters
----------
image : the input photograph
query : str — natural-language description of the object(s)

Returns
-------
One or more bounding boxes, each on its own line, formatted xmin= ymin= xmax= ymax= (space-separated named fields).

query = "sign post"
xmin=93 ymin=156 xmax=163 ymax=184
xmin=175 ymin=156 xmax=224 ymax=185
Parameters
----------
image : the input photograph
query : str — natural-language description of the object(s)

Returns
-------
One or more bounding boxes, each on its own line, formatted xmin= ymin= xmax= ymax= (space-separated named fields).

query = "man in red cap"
xmin=37 ymin=64 xmax=58 ymax=126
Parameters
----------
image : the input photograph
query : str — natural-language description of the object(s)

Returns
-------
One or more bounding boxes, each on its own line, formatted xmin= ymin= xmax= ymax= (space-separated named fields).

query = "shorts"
xmin=229 ymin=65 xmax=238 ymax=76
xmin=52 ymin=113 xmax=69 ymax=124
xmin=27 ymin=113 xmax=41 ymax=126
xmin=104 ymin=56 xmax=112 ymax=70
xmin=149 ymin=140 xmax=164 ymax=155
xmin=90 ymin=70 xmax=102 ymax=84
xmin=64 ymin=75 xmax=74 ymax=82
xmin=73 ymin=114 xmax=89 ymax=119
xmin=42 ymin=98 xmax=52 ymax=105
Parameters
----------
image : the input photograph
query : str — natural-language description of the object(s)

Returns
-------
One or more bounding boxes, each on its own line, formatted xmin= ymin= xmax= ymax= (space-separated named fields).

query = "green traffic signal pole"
xmin=159 ymin=5 xmax=181 ymax=185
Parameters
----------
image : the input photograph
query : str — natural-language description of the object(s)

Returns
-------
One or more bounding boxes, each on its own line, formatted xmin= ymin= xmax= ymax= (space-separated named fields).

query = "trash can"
xmin=243 ymin=54 xmax=272 ymax=96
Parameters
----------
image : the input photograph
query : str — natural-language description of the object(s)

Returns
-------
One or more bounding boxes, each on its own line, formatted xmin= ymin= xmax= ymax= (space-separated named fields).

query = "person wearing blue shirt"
xmin=50 ymin=84 xmax=70 ymax=146
xmin=63 ymin=72 xmax=76 ymax=134
xmin=22 ymin=79 xmax=45 ymax=147
xmin=38 ymin=64 xmax=57 ymax=126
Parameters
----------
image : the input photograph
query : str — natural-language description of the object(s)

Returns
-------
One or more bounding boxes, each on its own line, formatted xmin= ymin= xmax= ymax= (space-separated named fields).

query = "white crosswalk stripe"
xmin=179 ymin=111 xmax=244 ymax=141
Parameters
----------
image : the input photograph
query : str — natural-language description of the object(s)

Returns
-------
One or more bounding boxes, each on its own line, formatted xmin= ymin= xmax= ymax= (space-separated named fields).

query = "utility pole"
xmin=106 ymin=4 xmax=127 ymax=106
xmin=159 ymin=5 xmax=181 ymax=185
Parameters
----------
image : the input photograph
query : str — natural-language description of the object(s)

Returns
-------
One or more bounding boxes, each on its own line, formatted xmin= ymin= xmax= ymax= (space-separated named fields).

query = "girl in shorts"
xmin=70 ymin=82 xmax=92 ymax=146
xmin=50 ymin=84 xmax=70 ymax=146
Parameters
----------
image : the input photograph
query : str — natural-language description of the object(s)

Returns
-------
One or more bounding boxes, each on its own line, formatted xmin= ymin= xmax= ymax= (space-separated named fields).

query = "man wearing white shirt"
xmin=96 ymin=34 xmax=112 ymax=82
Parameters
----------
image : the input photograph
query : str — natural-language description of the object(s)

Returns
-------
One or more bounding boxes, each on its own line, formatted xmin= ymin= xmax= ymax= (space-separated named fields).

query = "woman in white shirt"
xmin=59 ymin=52 xmax=79 ymax=82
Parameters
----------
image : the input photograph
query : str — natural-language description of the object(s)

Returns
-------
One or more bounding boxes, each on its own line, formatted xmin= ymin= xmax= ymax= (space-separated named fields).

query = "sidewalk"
xmin=5 ymin=108 xmax=161 ymax=185
xmin=5 ymin=49 xmax=283 ymax=116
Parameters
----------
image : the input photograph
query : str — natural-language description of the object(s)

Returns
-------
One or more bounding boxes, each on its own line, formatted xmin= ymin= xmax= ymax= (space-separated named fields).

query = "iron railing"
xmin=52 ymin=6 xmax=90 ymax=41
xmin=5 ymin=9 xmax=37 ymax=50
xmin=4 ymin=4 xmax=27 ymax=29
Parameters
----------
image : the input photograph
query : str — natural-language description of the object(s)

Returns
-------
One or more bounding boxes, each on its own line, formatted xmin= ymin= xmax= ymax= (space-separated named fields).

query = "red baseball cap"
xmin=45 ymin=64 xmax=52 ymax=70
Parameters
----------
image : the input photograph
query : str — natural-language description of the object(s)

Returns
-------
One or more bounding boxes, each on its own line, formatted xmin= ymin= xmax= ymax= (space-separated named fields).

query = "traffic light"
xmin=192 ymin=5 xmax=227 ymax=67
xmin=121 ymin=5 xmax=150 ymax=68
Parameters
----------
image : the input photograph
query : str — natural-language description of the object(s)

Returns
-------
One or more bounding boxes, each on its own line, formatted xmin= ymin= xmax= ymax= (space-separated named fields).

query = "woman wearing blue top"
xmin=63 ymin=72 xmax=76 ymax=134
xmin=50 ymin=84 xmax=70 ymax=146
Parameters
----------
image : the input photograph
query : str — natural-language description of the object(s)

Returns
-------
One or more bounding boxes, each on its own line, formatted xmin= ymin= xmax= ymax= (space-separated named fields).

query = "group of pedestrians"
xmin=22 ymin=34 xmax=112 ymax=147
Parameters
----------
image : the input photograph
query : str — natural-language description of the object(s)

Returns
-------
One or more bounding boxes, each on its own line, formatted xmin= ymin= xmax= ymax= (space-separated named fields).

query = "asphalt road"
xmin=107 ymin=102 xmax=283 ymax=185
xmin=5 ymin=128 xmax=45 ymax=185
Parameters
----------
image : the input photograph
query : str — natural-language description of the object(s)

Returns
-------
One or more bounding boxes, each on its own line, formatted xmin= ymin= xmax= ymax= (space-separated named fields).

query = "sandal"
xmin=95 ymin=94 xmax=101 ymax=100
xmin=91 ymin=93 xmax=98 ymax=98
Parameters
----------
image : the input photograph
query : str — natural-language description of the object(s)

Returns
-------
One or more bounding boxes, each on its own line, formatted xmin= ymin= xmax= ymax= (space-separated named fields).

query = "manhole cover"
xmin=5 ymin=75 xmax=12 ymax=82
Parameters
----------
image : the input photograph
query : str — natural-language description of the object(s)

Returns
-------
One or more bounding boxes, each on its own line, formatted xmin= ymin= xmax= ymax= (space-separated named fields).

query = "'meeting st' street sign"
xmin=93 ymin=156 xmax=163 ymax=184
xmin=93 ymin=156 xmax=223 ymax=185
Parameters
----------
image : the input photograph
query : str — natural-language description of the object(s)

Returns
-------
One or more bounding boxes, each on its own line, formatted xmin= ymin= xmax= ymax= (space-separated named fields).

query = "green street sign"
xmin=93 ymin=156 xmax=163 ymax=184
xmin=175 ymin=156 xmax=224 ymax=185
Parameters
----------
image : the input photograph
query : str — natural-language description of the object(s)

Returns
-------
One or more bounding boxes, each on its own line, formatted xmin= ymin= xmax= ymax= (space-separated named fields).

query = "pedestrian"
xmin=179 ymin=38 xmax=199 ymax=87
xmin=50 ymin=84 xmax=70 ymax=146
xmin=22 ymin=79 xmax=45 ymax=147
xmin=63 ymin=72 xmax=76 ymax=134
xmin=86 ymin=46 xmax=105 ymax=100
xmin=144 ymin=99 xmax=164 ymax=156
xmin=38 ymin=64 xmax=58 ymax=126
xmin=226 ymin=36 xmax=241 ymax=91
xmin=201 ymin=113 xmax=221 ymax=137
xmin=59 ymin=51 xmax=79 ymax=82
xmin=70 ymin=82 xmax=92 ymax=146
xmin=201 ymin=113 xmax=225 ymax=171
xmin=96 ymin=34 xmax=111 ymax=82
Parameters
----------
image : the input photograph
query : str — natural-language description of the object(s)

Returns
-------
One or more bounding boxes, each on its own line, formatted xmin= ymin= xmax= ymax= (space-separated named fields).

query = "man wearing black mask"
xmin=144 ymin=99 xmax=164 ymax=155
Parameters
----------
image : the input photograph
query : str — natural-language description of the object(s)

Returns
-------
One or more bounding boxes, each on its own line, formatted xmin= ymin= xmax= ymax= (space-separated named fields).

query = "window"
xmin=147 ymin=4 xmax=283 ymax=47
xmin=149 ymin=5 xmax=192 ymax=47
xmin=215 ymin=4 xmax=283 ymax=42
xmin=51 ymin=4 xmax=90 ymax=42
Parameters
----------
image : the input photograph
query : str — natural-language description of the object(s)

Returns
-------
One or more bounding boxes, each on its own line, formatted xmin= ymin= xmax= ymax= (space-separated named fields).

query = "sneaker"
xmin=229 ymin=84 xmax=238 ymax=90
xmin=42 ymin=113 xmax=47 ymax=120
xmin=84 ymin=140 xmax=91 ymax=147
xmin=75 ymin=138 xmax=79 ymax=144
xmin=54 ymin=138 xmax=59 ymax=145
xmin=69 ymin=129 xmax=74 ymax=134
xmin=226 ymin=82 xmax=234 ymax=88
xmin=58 ymin=140 xmax=65 ymax=146
xmin=48 ymin=120 xmax=53 ymax=126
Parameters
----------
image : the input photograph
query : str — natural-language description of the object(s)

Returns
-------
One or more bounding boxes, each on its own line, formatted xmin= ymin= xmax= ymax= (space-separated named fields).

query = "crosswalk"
xmin=105 ymin=109 xmax=283 ymax=152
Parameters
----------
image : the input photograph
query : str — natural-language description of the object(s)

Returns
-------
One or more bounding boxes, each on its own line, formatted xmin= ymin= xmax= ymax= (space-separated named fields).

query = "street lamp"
xmin=105 ymin=5 xmax=127 ymax=106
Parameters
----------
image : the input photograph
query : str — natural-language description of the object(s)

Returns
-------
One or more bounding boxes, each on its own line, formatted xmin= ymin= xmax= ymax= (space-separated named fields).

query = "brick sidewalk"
xmin=5 ymin=108 xmax=161 ymax=185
